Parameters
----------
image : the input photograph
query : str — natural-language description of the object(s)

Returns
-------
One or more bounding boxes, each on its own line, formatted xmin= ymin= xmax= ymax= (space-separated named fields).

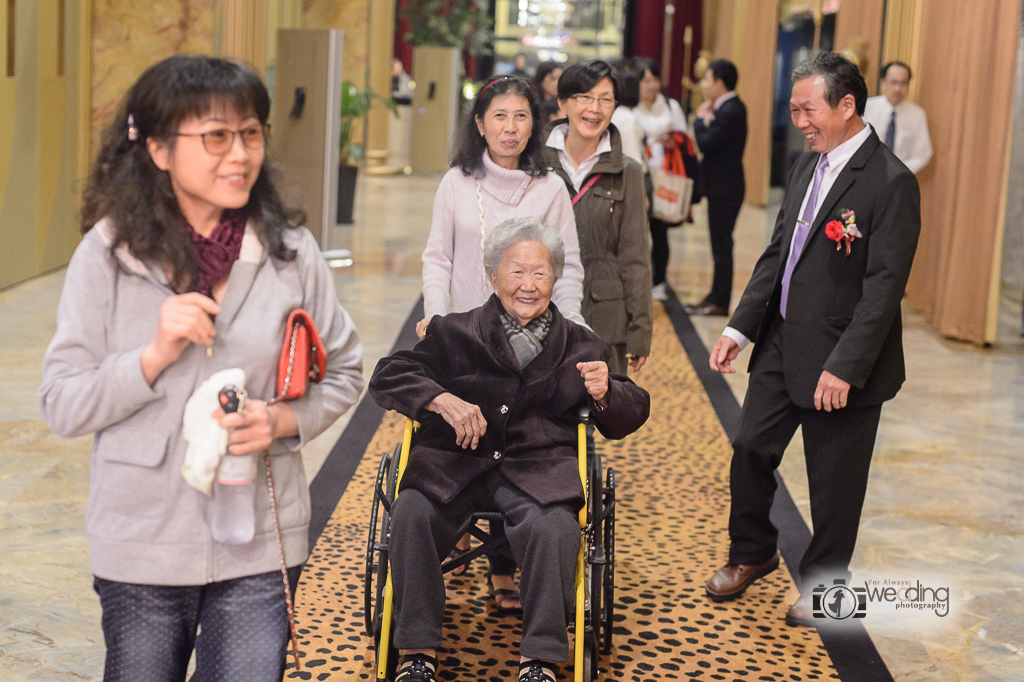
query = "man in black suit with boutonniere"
xmin=702 ymin=52 xmax=921 ymax=626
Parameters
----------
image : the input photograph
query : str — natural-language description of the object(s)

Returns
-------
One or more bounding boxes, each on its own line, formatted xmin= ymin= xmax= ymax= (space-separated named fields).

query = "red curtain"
xmin=629 ymin=0 xmax=702 ymax=104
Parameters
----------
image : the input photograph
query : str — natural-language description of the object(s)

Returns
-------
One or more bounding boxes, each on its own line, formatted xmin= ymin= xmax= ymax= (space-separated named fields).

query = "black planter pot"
xmin=337 ymin=164 xmax=359 ymax=224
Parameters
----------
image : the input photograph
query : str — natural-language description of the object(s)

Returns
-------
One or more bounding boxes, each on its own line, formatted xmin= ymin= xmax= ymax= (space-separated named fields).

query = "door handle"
xmin=289 ymin=87 xmax=306 ymax=119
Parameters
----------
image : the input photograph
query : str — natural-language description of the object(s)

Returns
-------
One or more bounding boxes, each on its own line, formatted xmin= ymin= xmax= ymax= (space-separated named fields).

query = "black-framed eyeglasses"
xmin=172 ymin=124 xmax=270 ymax=155
xmin=570 ymin=94 xmax=617 ymax=109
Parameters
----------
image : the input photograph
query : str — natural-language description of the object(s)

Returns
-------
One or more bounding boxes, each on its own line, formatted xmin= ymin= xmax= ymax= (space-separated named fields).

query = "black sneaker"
xmin=518 ymin=659 xmax=558 ymax=682
xmin=395 ymin=653 xmax=438 ymax=682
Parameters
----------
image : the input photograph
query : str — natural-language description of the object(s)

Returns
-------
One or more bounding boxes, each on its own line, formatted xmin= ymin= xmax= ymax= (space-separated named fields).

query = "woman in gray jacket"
xmin=37 ymin=56 xmax=364 ymax=681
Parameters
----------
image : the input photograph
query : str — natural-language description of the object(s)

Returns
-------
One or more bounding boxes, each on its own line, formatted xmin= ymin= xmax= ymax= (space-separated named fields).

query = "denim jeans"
xmin=93 ymin=566 xmax=302 ymax=682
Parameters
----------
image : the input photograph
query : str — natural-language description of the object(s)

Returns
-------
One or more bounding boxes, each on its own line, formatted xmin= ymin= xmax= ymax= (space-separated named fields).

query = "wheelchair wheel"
xmin=602 ymin=467 xmax=616 ymax=654
xmin=582 ymin=629 xmax=599 ymax=681
xmin=364 ymin=448 xmax=395 ymax=636
xmin=369 ymin=444 xmax=402 ymax=679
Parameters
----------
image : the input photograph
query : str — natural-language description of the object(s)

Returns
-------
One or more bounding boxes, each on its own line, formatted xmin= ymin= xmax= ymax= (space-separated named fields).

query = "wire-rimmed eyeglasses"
xmin=569 ymin=94 xmax=617 ymax=109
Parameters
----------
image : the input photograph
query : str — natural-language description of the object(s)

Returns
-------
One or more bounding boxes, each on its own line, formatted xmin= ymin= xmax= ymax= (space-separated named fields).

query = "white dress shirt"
xmin=723 ymin=123 xmax=873 ymax=350
xmin=610 ymin=106 xmax=648 ymax=171
xmin=862 ymin=95 xmax=933 ymax=174
xmin=545 ymin=123 xmax=612 ymax=192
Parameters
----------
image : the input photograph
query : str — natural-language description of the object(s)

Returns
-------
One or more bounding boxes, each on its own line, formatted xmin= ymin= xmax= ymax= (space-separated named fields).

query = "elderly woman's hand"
xmin=577 ymin=361 xmax=609 ymax=404
xmin=415 ymin=316 xmax=435 ymax=340
xmin=427 ymin=392 xmax=488 ymax=449
xmin=141 ymin=293 xmax=221 ymax=385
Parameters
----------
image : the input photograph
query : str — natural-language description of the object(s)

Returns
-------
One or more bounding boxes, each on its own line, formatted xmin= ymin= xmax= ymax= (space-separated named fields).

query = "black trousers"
xmin=728 ymin=320 xmax=882 ymax=588
xmin=650 ymin=217 xmax=670 ymax=286
xmin=706 ymin=194 xmax=744 ymax=308
xmin=390 ymin=469 xmax=580 ymax=661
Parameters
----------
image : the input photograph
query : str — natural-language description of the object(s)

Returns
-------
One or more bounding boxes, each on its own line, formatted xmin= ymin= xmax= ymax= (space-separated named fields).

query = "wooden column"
xmin=222 ymin=0 xmax=267 ymax=76
xmin=712 ymin=0 xmax=777 ymax=207
xmin=365 ymin=0 xmax=395 ymax=168
xmin=881 ymin=0 xmax=925 ymax=102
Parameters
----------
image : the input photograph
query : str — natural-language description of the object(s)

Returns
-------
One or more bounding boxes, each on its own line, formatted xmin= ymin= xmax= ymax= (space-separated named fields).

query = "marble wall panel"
xmin=90 ymin=0 xmax=216 ymax=154
xmin=300 ymin=0 xmax=368 ymax=87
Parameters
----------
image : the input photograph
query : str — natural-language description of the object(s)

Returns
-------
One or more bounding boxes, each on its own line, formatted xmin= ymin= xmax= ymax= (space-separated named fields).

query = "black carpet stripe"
xmin=307 ymin=297 xmax=424 ymax=547
xmin=661 ymin=283 xmax=894 ymax=682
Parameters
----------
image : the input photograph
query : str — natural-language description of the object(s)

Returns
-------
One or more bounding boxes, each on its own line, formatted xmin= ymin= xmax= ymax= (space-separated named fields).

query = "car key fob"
xmin=218 ymin=386 xmax=245 ymax=414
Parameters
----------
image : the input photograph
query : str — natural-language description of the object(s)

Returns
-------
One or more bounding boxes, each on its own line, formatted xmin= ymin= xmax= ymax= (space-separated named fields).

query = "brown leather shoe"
xmin=784 ymin=593 xmax=816 ymax=627
xmin=684 ymin=303 xmax=728 ymax=316
xmin=705 ymin=552 xmax=780 ymax=602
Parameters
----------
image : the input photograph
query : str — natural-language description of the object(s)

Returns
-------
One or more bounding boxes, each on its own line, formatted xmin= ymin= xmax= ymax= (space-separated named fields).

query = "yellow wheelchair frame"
xmin=363 ymin=408 xmax=616 ymax=681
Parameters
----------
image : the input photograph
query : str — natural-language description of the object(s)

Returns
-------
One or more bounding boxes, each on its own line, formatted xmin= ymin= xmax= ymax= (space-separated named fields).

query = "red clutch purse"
xmin=274 ymin=309 xmax=327 ymax=402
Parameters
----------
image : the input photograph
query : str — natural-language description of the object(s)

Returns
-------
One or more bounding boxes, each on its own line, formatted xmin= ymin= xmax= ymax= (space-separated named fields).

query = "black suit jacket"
xmin=728 ymin=129 xmax=921 ymax=409
xmin=369 ymin=296 xmax=651 ymax=508
xmin=693 ymin=95 xmax=748 ymax=200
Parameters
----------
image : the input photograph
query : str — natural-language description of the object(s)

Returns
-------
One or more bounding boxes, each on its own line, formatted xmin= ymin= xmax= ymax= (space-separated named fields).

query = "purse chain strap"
xmin=265 ymin=320 xmax=302 ymax=670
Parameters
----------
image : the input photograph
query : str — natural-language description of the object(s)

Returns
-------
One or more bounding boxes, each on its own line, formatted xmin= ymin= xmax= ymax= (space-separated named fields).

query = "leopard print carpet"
xmin=286 ymin=306 xmax=842 ymax=681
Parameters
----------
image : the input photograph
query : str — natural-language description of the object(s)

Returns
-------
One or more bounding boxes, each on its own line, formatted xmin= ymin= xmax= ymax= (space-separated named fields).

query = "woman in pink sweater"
xmin=419 ymin=75 xmax=585 ymax=335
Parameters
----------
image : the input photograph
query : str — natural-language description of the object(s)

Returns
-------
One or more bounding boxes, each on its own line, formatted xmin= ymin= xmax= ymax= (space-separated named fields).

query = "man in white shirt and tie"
xmin=863 ymin=61 xmax=933 ymax=174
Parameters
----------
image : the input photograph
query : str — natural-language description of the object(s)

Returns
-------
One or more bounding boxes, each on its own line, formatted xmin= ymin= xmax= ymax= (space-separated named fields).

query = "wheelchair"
xmin=363 ymin=407 xmax=617 ymax=681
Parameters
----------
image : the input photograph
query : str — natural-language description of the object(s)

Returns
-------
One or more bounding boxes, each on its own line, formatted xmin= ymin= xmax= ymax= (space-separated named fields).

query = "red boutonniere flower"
xmin=827 ymin=208 xmax=863 ymax=256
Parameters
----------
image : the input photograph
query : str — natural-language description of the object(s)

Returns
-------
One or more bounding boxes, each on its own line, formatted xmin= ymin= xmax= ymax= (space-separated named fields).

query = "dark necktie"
xmin=780 ymin=154 xmax=829 ymax=319
xmin=884 ymin=110 xmax=896 ymax=150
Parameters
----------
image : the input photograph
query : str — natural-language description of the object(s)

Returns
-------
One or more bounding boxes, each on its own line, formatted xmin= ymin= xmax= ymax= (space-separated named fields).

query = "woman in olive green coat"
xmin=544 ymin=59 xmax=653 ymax=374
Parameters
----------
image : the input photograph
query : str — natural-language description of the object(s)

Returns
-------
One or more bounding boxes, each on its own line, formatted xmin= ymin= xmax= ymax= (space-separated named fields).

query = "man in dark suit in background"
xmin=689 ymin=59 xmax=748 ymax=316
xmin=702 ymin=52 xmax=921 ymax=626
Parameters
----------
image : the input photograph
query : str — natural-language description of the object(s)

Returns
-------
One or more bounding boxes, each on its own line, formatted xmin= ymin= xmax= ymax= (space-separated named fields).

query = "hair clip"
xmin=127 ymin=114 xmax=138 ymax=142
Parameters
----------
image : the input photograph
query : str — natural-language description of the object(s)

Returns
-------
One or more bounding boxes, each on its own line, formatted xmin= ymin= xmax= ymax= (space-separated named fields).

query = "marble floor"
xmin=2 ymin=173 xmax=1023 ymax=680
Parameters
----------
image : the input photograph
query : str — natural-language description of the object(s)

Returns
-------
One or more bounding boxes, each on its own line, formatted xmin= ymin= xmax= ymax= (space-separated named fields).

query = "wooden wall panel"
xmin=834 ymin=0 xmax=885 ymax=95
xmin=905 ymin=0 xmax=1023 ymax=343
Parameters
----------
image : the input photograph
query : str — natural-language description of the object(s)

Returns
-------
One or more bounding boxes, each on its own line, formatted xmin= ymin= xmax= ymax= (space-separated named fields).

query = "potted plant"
xmin=338 ymin=81 xmax=398 ymax=224
xmin=399 ymin=0 xmax=491 ymax=51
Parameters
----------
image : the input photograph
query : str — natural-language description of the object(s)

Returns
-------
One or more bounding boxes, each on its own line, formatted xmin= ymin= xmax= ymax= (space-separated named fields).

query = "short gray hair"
xmin=483 ymin=217 xmax=565 ymax=279
xmin=791 ymin=51 xmax=867 ymax=116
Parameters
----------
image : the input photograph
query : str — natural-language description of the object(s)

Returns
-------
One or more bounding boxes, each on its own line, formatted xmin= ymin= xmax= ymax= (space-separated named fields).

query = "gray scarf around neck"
xmin=500 ymin=309 xmax=552 ymax=368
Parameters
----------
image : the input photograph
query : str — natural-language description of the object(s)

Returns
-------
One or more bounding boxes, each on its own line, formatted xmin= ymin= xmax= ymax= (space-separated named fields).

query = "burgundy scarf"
xmin=184 ymin=209 xmax=247 ymax=298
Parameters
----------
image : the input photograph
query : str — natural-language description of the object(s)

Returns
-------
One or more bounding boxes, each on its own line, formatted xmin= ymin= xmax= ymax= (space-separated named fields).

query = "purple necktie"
xmin=780 ymin=154 xmax=829 ymax=319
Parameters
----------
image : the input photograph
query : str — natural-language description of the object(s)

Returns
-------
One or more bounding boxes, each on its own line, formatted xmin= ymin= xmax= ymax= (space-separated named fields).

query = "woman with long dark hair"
xmin=38 ymin=55 xmax=364 ymax=681
xmin=418 ymin=74 xmax=585 ymax=613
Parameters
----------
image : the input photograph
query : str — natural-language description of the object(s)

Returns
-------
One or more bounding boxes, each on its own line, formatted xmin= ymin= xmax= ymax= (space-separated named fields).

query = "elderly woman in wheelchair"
xmin=368 ymin=217 xmax=650 ymax=682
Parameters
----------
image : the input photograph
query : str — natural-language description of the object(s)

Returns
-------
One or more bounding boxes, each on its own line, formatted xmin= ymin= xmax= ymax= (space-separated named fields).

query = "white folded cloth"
xmin=181 ymin=368 xmax=247 ymax=496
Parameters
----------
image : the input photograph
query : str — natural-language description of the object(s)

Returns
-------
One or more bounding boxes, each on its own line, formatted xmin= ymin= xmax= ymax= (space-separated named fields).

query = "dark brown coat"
xmin=544 ymin=123 xmax=653 ymax=358
xmin=368 ymin=296 xmax=650 ymax=508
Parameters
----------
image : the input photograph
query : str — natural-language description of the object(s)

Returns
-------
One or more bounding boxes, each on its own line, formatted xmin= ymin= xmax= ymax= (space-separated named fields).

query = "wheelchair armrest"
xmin=577 ymin=406 xmax=590 ymax=424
